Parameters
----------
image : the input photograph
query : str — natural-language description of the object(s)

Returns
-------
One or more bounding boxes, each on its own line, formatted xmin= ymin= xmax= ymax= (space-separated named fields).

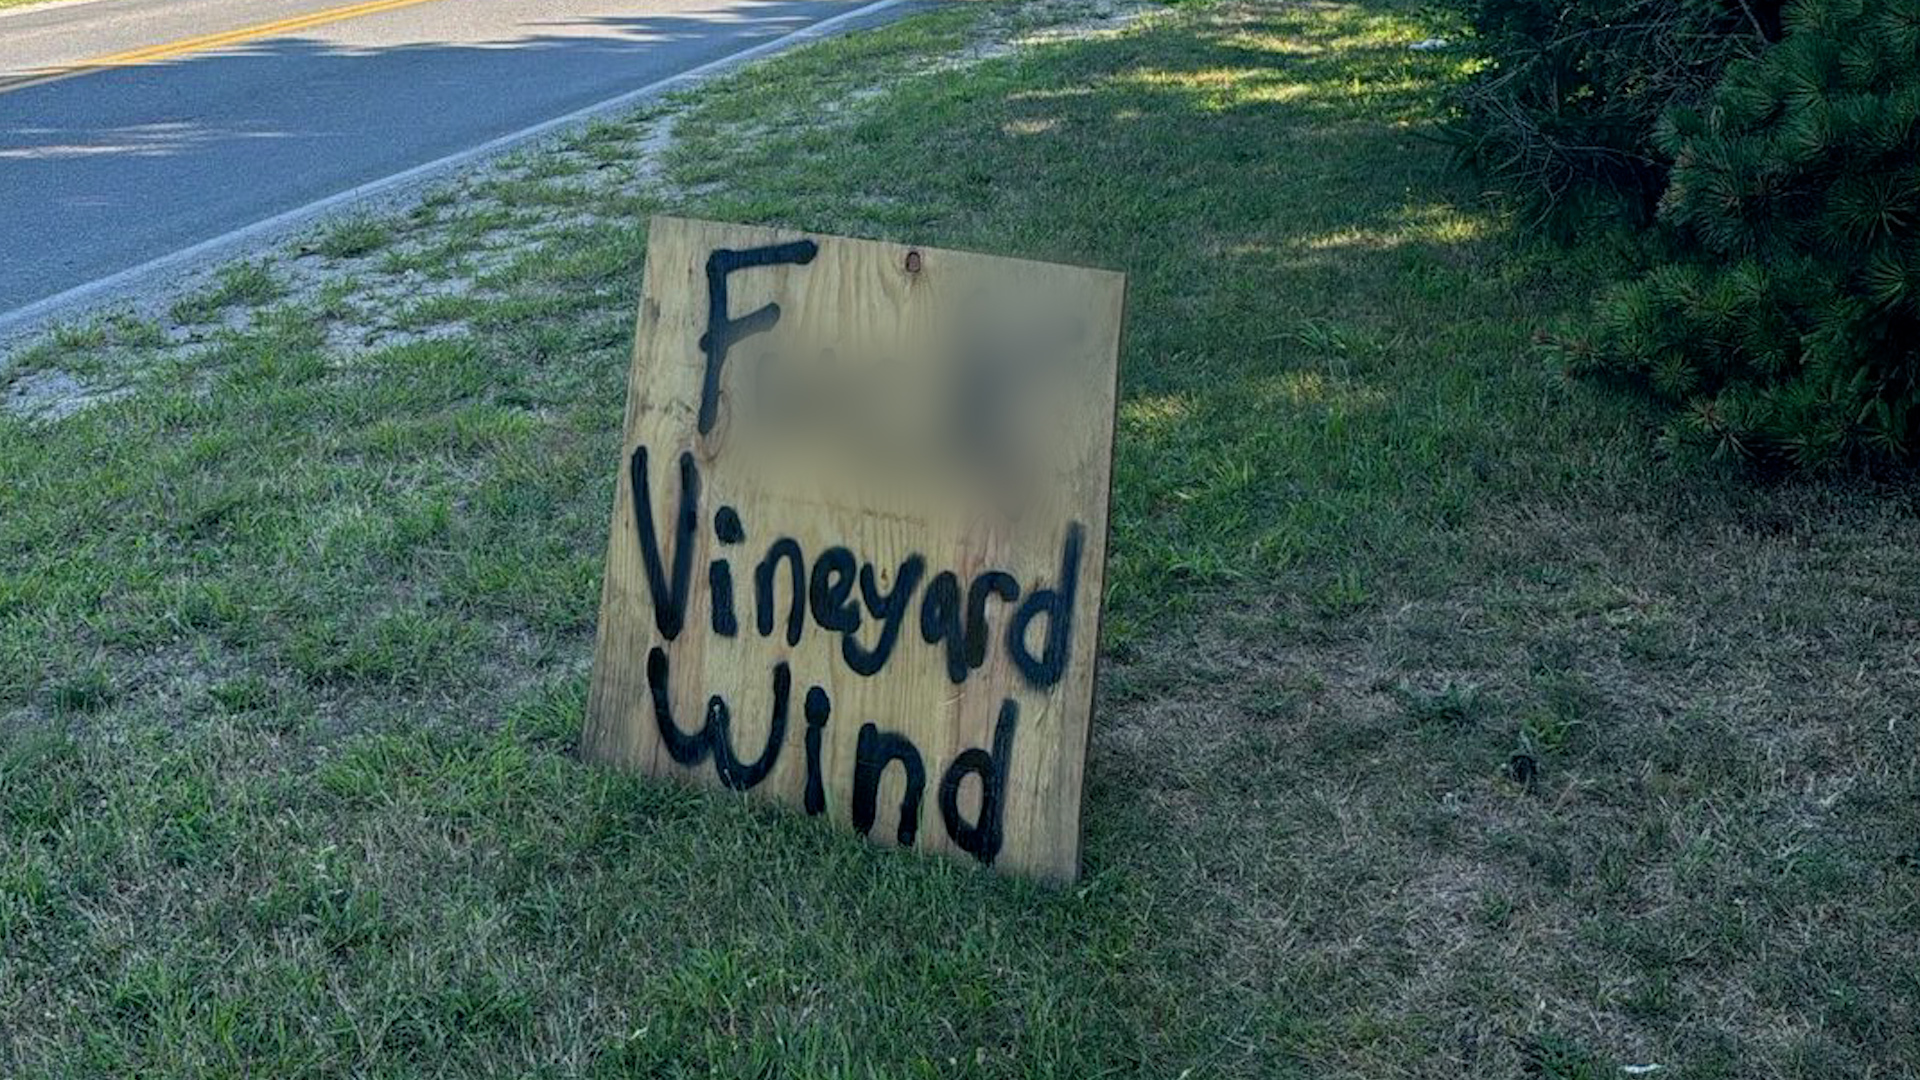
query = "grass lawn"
xmin=3 ymin=1 xmax=1917 ymax=1076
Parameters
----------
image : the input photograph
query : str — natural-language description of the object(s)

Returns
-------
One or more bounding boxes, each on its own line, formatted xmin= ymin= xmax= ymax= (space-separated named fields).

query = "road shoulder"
xmin=0 ymin=0 xmax=924 ymax=354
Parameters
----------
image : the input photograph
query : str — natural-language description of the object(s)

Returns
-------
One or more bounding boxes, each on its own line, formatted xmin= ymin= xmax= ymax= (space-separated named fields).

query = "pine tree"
xmin=1444 ymin=0 xmax=1777 ymax=234
xmin=1570 ymin=0 xmax=1920 ymax=469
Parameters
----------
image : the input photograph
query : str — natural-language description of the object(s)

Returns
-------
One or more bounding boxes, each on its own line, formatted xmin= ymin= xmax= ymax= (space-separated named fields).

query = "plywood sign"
xmin=582 ymin=217 xmax=1124 ymax=882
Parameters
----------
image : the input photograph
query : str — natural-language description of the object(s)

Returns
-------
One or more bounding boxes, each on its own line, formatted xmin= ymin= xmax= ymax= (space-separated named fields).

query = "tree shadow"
xmin=0 ymin=0 xmax=877 ymax=309
xmin=681 ymin=0 xmax=1585 ymax=631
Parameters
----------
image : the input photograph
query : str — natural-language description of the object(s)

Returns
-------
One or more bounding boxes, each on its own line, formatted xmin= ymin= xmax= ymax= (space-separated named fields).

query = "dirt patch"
xmin=3 ymin=368 xmax=129 ymax=421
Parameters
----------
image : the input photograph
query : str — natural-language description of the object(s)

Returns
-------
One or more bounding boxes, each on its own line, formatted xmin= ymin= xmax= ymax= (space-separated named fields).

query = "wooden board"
xmin=582 ymin=217 xmax=1125 ymax=882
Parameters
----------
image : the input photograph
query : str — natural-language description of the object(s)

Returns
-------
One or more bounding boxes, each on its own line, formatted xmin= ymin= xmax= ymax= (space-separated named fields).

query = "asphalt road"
xmin=0 ymin=0 xmax=882 ymax=318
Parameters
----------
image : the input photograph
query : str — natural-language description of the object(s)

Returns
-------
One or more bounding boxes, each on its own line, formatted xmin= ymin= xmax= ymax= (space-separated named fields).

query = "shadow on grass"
xmin=676 ymin=2 xmax=1606 ymax=639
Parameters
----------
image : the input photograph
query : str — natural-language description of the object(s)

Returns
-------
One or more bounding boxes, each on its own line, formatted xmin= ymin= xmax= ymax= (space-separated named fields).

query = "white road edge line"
xmin=0 ymin=0 xmax=908 ymax=341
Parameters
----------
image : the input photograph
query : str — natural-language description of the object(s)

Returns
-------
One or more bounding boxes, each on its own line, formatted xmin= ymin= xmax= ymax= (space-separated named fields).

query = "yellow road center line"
xmin=0 ymin=0 xmax=448 ymax=94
